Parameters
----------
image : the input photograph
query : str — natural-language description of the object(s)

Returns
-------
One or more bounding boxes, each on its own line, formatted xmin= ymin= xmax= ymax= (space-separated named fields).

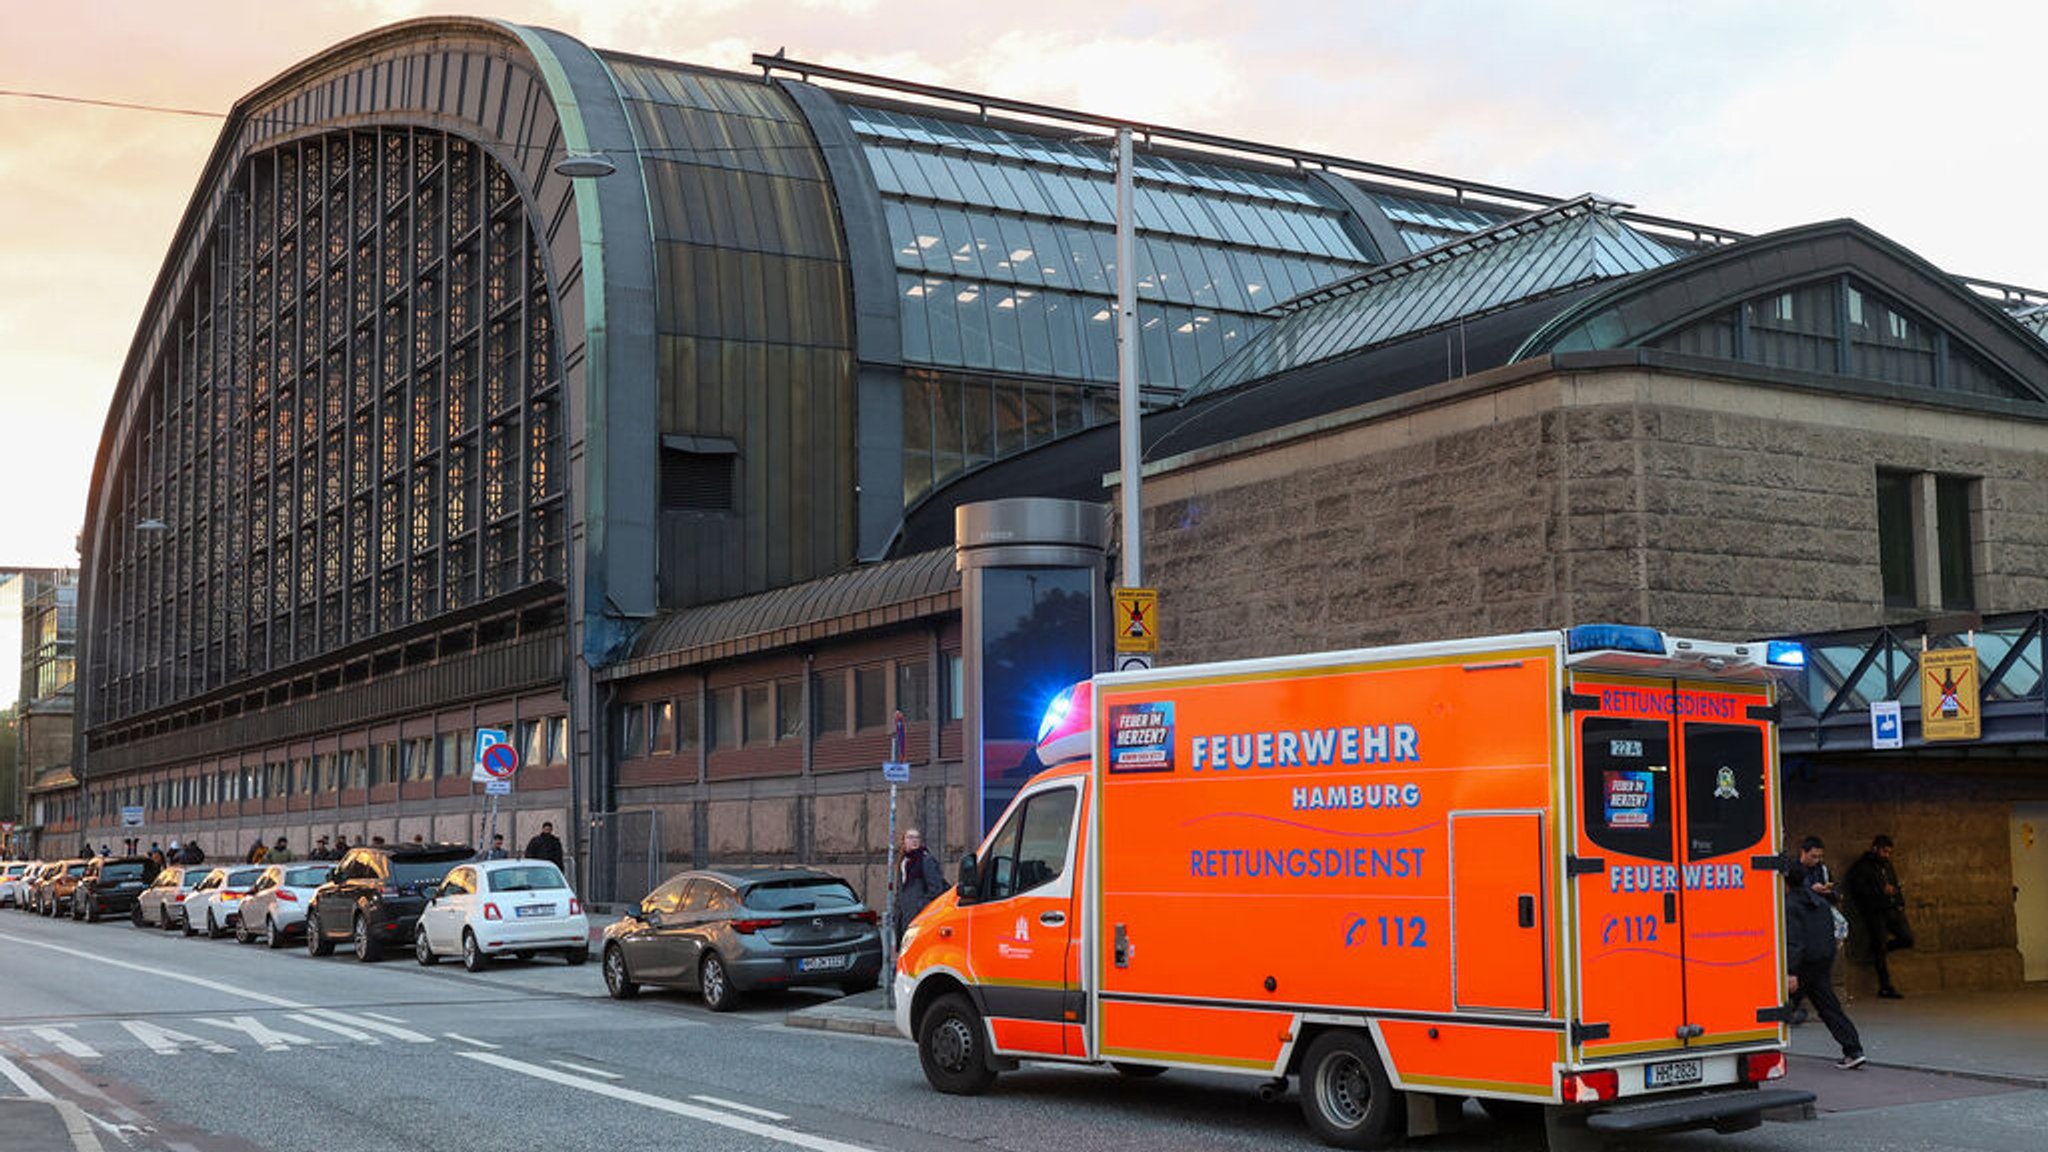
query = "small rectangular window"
xmin=619 ymin=704 xmax=646 ymax=759
xmin=1876 ymin=469 xmax=1916 ymax=608
xmin=815 ymin=670 xmax=848 ymax=736
xmin=776 ymin=679 xmax=805 ymax=742
xmin=650 ymin=700 xmax=674 ymax=754
xmin=897 ymin=660 xmax=931 ymax=724
xmin=945 ymin=652 xmax=965 ymax=721
xmin=675 ymin=695 xmax=701 ymax=752
xmin=743 ymin=685 xmax=772 ymax=745
xmin=855 ymin=665 xmax=888 ymax=730
xmin=1936 ymin=475 xmax=1975 ymax=609
xmin=709 ymin=689 xmax=739 ymax=751
xmin=659 ymin=444 xmax=736 ymax=513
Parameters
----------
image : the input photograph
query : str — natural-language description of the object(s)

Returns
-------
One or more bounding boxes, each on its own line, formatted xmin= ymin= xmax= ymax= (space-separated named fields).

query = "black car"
xmin=71 ymin=856 xmax=155 ymax=922
xmin=306 ymin=843 xmax=473 ymax=962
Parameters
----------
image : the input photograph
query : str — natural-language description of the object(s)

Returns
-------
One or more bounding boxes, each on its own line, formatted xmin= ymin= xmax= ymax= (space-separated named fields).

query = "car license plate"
xmin=1645 ymin=1058 xmax=1703 ymax=1088
xmin=515 ymin=905 xmax=551 ymax=918
xmin=797 ymin=954 xmax=850 ymax=973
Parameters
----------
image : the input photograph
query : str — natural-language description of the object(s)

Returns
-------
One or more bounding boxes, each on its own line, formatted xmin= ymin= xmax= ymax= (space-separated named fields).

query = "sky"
xmin=2 ymin=0 xmax=2043 ymax=568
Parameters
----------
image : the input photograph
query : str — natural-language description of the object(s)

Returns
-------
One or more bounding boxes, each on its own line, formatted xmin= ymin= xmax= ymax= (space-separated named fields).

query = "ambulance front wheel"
xmin=918 ymin=992 xmax=997 ymax=1095
xmin=1299 ymin=1030 xmax=1397 ymax=1149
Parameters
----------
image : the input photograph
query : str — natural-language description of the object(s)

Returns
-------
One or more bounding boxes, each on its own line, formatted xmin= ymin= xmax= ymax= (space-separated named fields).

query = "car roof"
xmin=675 ymin=866 xmax=849 ymax=887
xmin=94 ymin=856 xmax=152 ymax=866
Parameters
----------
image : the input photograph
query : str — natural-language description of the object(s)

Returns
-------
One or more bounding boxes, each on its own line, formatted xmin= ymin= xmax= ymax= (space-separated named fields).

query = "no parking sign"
xmin=471 ymin=728 xmax=520 ymax=783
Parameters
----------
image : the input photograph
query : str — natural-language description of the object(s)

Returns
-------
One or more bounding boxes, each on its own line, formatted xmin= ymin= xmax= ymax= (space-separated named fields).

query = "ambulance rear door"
xmin=1567 ymin=674 xmax=1782 ymax=1064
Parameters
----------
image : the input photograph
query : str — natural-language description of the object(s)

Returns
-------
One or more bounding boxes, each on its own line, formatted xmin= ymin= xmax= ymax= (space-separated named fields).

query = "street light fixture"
xmin=553 ymin=152 xmax=617 ymax=179
xmin=136 ymin=519 xmax=168 ymax=534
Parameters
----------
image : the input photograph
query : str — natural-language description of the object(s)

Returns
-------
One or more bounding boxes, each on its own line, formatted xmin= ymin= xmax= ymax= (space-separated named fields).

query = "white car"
xmin=235 ymin=863 xmax=331 ymax=948
xmin=183 ymin=865 xmax=269 ymax=939
xmin=0 ymin=862 xmax=35 ymax=908
xmin=414 ymin=860 xmax=589 ymax=972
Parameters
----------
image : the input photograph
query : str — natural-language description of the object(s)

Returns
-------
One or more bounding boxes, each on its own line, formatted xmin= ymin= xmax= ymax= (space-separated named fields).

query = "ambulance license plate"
xmin=797 ymin=954 xmax=849 ymax=973
xmin=1645 ymin=1058 xmax=1703 ymax=1088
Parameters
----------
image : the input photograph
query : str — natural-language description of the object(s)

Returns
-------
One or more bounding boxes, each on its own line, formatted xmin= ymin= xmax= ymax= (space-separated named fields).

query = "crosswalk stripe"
xmin=303 ymin=1009 xmax=432 ymax=1043
xmin=119 ymin=1021 xmax=233 ymax=1055
xmin=25 ymin=1026 xmax=99 ymax=1060
xmin=194 ymin=1016 xmax=315 ymax=1051
xmin=284 ymin=1014 xmax=379 ymax=1043
xmin=0 ymin=1053 xmax=51 ymax=1099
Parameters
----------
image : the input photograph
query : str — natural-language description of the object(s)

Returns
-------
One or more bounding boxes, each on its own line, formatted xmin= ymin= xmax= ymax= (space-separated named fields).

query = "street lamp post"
xmin=1114 ymin=128 xmax=1142 ymax=593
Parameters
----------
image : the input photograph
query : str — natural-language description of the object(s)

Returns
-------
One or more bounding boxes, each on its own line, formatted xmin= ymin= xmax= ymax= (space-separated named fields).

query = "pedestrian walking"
xmin=1847 ymin=834 xmax=1914 ymax=998
xmin=1786 ymin=839 xmax=1865 ymax=1068
xmin=523 ymin=821 xmax=565 ymax=868
xmin=269 ymin=837 xmax=296 ymax=863
xmin=892 ymin=827 xmax=946 ymax=944
xmin=310 ymin=835 xmax=332 ymax=860
xmin=484 ymin=834 xmax=509 ymax=860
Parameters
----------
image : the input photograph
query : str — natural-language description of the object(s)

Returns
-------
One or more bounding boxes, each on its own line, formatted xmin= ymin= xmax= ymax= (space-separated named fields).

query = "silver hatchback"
xmin=600 ymin=867 xmax=882 ymax=1011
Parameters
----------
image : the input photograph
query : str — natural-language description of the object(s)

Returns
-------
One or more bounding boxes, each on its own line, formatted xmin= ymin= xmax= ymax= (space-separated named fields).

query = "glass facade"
xmin=90 ymin=128 xmax=563 ymax=725
xmin=1194 ymin=201 xmax=1681 ymax=396
xmin=976 ymin=566 xmax=1096 ymax=833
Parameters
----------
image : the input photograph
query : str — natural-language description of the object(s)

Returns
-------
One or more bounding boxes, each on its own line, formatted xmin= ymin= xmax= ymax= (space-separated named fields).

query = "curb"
xmin=52 ymin=1100 xmax=103 ymax=1152
xmin=1788 ymin=1052 xmax=2048 ymax=1092
xmin=782 ymin=1009 xmax=902 ymax=1039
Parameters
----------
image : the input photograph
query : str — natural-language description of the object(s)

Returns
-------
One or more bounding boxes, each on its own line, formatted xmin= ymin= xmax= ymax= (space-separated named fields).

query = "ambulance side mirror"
xmin=956 ymin=853 xmax=980 ymax=905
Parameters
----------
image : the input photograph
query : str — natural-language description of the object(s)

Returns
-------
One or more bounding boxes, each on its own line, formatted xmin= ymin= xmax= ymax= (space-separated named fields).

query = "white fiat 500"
xmin=414 ymin=860 xmax=588 ymax=972
xmin=235 ymin=863 xmax=332 ymax=947
xmin=183 ymin=865 xmax=269 ymax=938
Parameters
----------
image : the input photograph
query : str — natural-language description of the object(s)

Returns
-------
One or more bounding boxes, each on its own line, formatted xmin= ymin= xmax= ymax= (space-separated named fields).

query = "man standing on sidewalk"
xmin=1787 ymin=842 xmax=1866 ymax=1069
xmin=1847 ymin=834 xmax=1914 ymax=998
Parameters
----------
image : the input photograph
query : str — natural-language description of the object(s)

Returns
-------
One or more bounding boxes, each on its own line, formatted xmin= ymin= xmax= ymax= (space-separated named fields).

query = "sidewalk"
xmin=0 ymin=1098 xmax=103 ymax=1152
xmin=789 ymin=983 xmax=2048 ymax=1088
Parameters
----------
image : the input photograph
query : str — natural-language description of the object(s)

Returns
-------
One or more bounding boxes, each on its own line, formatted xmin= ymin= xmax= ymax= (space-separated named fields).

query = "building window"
xmin=945 ymin=652 xmax=965 ymax=721
xmin=743 ymin=685 xmax=773 ymax=746
xmin=650 ymin=700 xmax=673 ymax=755
xmin=709 ymin=689 xmax=739 ymax=751
xmin=619 ymin=704 xmax=647 ymax=759
xmin=436 ymin=732 xmax=463 ymax=779
xmin=855 ymin=665 xmax=888 ymax=730
xmin=897 ymin=660 xmax=931 ymax=723
xmin=659 ymin=441 xmax=737 ymax=513
xmin=815 ymin=670 xmax=848 ymax=737
xmin=546 ymin=716 xmax=567 ymax=765
xmin=1876 ymin=469 xmax=1977 ymax=611
xmin=675 ymin=695 xmax=701 ymax=753
xmin=775 ymin=679 xmax=805 ymax=742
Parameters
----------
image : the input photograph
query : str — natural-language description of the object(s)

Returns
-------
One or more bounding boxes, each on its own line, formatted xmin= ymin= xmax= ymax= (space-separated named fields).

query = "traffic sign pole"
xmin=883 ymin=711 xmax=907 ymax=1010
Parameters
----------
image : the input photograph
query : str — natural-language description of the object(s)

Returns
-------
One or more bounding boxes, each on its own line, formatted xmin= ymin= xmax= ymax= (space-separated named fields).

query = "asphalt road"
xmin=0 ymin=905 xmax=2041 ymax=1152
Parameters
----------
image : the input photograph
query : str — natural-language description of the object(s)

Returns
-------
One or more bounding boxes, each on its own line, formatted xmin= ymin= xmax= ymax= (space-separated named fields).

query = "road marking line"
xmin=359 ymin=1012 xmax=409 ymax=1025
xmin=303 ymin=1009 xmax=433 ymax=1043
xmin=5 ymin=1025 xmax=99 ymax=1059
xmin=458 ymin=1052 xmax=883 ymax=1152
xmin=691 ymin=1094 xmax=790 ymax=1121
xmin=119 ymin=1021 xmax=233 ymax=1055
xmin=445 ymin=1033 xmax=500 ymax=1049
xmin=24 ymin=1058 xmax=149 ymax=1124
xmin=0 ymin=932 xmax=305 ymax=1009
xmin=284 ymin=1014 xmax=379 ymax=1043
xmin=0 ymin=1053 xmax=51 ymax=1099
xmin=195 ymin=1016 xmax=315 ymax=1051
xmin=550 ymin=1060 xmax=620 ymax=1080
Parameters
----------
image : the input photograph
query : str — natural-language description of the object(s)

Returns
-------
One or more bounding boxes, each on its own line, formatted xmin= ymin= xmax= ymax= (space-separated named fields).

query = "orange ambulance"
xmin=894 ymin=625 xmax=1816 ymax=1148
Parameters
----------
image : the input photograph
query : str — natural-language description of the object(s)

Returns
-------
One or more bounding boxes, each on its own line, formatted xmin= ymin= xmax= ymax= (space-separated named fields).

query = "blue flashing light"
xmin=1567 ymin=624 xmax=1667 ymax=656
xmin=1765 ymin=640 xmax=1807 ymax=669
xmin=1037 ymin=686 xmax=1075 ymax=742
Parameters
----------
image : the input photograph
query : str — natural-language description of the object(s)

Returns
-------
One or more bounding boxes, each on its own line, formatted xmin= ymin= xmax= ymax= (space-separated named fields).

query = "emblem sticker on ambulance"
xmin=1713 ymin=765 xmax=1740 ymax=800
xmin=1604 ymin=770 xmax=1655 ymax=828
xmin=1108 ymin=702 xmax=1175 ymax=774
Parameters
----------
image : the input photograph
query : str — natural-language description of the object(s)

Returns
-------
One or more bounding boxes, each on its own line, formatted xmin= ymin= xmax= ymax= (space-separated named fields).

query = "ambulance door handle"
xmin=1662 ymin=892 xmax=1678 ymax=924
xmin=1516 ymin=895 xmax=1535 ymax=928
xmin=1114 ymin=923 xmax=1131 ymax=968
xmin=1039 ymin=911 xmax=1066 ymax=927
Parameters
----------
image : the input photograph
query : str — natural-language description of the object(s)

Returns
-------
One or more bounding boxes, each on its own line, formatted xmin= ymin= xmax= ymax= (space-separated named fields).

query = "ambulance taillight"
xmin=1742 ymin=1052 xmax=1787 ymax=1082
xmin=1560 ymin=1069 xmax=1620 ymax=1103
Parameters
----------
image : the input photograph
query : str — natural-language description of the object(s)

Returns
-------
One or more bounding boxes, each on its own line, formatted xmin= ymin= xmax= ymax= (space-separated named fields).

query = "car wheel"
xmin=353 ymin=913 xmax=382 ymax=962
xmin=416 ymin=927 xmax=440 ymax=966
xmin=1298 ymin=1030 xmax=1397 ymax=1150
xmin=159 ymin=906 xmax=174 ymax=931
xmin=462 ymin=930 xmax=490 ymax=972
xmin=699 ymin=953 xmax=741 ymax=1012
xmin=564 ymin=944 xmax=589 ymax=966
xmin=917 ymin=991 xmax=997 ymax=1095
xmin=207 ymin=912 xmax=225 ymax=940
xmin=235 ymin=916 xmax=254 ymax=944
xmin=306 ymin=911 xmax=334 ymax=956
xmin=86 ymin=901 xmax=100 ymax=924
xmin=265 ymin=916 xmax=286 ymax=950
xmin=602 ymin=945 xmax=639 ymax=1000
xmin=182 ymin=909 xmax=199 ymax=937
xmin=130 ymin=903 xmax=144 ymax=928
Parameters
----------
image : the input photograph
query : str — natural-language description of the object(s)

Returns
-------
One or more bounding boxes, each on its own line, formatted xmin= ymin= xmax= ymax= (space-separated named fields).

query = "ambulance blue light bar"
xmin=1566 ymin=624 xmax=1668 ymax=656
xmin=1765 ymin=641 xmax=1806 ymax=669
xmin=1037 ymin=685 xmax=1077 ymax=742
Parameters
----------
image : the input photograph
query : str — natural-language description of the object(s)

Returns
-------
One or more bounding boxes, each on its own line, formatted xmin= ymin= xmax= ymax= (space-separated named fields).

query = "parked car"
xmin=414 ymin=859 xmax=589 ymax=972
xmin=20 ymin=862 xmax=62 ymax=913
xmin=600 ymin=867 xmax=882 ymax=1010
xmin=70 ymin=856 xmax=155 ymax=922
xmin=235 ymin=863 xmax=331 ymax=947
xmin=134 ymin=864 xmax=212 ymax=930
xmin=37 ymin=860 xmax=89 ymax=917
xmin=183 ymin=865 xmax=269 ymax=938
xmin=0 ymin=862 xmax=36 ymax=908
xmin=306 ymin=843 xmax=473 ymax=962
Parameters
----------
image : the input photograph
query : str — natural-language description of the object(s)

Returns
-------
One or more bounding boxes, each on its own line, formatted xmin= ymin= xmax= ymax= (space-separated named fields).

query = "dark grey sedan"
xmin=600 ymin=867 xmax=882 ymax=1011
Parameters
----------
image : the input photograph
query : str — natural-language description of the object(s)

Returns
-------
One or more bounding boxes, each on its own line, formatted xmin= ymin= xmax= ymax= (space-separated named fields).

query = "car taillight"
xmin=569 ymin=898 xmax=582 ymax=915
xmin=276 ymin=890 xmax=298 ymax=902
xmin=221 ymin=891 xmax=243 ymax=899
xmin=729 ymin=918 xmax=784 ymax=934
xmin=1560 ymin=1069 xmax=1619 ymax=1103
xmin=484 ymin=902 xmax=503 ymax=920
xmin=1743 ymin=1052 xmax=1787 ymax=1082
xmin=850 ymin=910 xmax=880 ymax=924
xmin=174 ymin=893 xmax=188 ymax=902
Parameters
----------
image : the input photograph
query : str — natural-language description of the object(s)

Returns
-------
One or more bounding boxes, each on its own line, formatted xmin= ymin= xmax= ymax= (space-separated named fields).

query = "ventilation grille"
xmin=661 ymin=448 xmax=735 ymax=513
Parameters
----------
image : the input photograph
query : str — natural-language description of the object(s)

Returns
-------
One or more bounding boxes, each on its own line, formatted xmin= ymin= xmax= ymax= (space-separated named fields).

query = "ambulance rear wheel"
xmin=1299 ymin=1030 xmax=1396 ymax=1149
xmin=918 ymin=992 xmax=996 ymax=1095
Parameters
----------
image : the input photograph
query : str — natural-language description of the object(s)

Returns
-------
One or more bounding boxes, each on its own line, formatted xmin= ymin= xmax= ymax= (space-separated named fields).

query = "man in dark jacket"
xmin=523 ymin=821 xmax=565 ymax=868
xmin=1846 ymin=834 xmax=1913 ymax=998
xmin=1786 ymin=842 xmax=1865 ymax=1069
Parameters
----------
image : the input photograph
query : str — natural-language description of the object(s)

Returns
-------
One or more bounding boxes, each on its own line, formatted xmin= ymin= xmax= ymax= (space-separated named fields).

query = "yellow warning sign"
xmin=1114 ymin=587 xmax=1158 ymax=654
xmin=1920 ymin=646 xmax=1980 ymax=742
